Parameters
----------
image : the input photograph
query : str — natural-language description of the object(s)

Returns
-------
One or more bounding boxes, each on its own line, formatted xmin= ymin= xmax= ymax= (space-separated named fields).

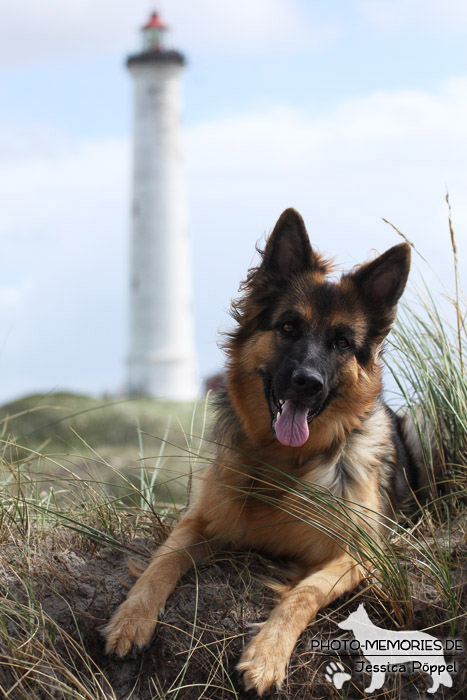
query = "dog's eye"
xmin=335 ymin=337 xmax=350 ymax=349
xmin=281 ymin=322 xmax=295 ymax=334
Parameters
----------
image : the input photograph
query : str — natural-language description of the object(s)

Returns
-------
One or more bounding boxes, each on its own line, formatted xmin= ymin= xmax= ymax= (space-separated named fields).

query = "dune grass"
xmin=0 ymin=392 xmax=210 ymax=508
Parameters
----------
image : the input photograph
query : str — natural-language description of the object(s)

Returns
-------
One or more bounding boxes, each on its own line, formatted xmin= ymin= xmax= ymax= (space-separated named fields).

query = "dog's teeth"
xmin=279 ymin=399 xmax=284 ymax=406
xmin=276 ymin=411 xmax=281 ymax=421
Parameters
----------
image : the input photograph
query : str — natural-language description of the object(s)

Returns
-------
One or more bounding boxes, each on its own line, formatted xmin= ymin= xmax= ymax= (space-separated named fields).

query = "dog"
xmin=105 ymin=208 xmax=427 ymax=695
xmin=338 ymin=603 xmax=453 ymax=694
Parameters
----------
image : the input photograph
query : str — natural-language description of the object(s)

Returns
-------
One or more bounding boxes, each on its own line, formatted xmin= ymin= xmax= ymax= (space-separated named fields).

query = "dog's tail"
xmin=257 ymin=561 xmax=307 ymax=597
xmin=397 ymin=406 xmax=441 ymax=503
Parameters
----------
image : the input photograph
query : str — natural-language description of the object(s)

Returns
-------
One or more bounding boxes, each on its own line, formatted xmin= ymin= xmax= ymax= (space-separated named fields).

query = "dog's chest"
xmin=236 ymin=498 xmax=340 ymax=563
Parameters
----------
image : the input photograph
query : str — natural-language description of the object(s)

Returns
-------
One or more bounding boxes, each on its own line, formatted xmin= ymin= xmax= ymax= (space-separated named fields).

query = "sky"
xmin=1 ymin=0 xmax=466 ymax=404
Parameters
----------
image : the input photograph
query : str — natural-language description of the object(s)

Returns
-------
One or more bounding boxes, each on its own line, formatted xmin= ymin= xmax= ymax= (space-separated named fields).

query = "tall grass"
xmin=387 ymin=204 xmax=466 ymax=499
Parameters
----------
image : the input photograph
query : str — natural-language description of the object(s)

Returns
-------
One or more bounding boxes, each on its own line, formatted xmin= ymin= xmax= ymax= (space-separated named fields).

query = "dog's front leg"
xmin=104 ymin=511 xmax=214 ymax=656
xmin=237 ymin=555 xmax=363 ymax=696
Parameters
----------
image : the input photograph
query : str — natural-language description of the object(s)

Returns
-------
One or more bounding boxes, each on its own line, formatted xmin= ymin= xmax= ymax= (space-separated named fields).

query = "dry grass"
xmin=0 ymin=489 xmax=464 ymax=699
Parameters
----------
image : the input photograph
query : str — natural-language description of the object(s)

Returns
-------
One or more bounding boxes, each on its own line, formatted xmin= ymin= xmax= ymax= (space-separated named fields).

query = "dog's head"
xmin=226 ymin=209 xmax=410 ymax=450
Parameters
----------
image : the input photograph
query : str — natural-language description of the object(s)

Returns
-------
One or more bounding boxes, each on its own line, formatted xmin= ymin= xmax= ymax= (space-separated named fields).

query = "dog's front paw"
xmin=103 ymin=597 xmax=159 ymax=657
xmin=237 ymin=630 xmax=288 ymax=696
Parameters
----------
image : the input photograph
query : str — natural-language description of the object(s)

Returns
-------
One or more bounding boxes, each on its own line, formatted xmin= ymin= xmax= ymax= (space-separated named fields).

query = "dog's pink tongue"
xmin=274 ymin=400 xmax=309 ymax=447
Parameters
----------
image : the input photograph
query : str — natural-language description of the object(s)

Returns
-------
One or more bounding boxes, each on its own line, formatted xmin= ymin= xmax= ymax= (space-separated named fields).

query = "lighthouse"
xmin=126 ymin=12 xmax=198 ymax=400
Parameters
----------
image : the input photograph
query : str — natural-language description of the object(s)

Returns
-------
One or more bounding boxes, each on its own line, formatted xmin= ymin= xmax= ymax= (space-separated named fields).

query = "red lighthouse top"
xmin=142 ymin=12 xmax=168 ymax=31
xmin=128 ymin=10 xmax=184 ymax=65
xmin=141 ymin=11 xmax=168 ymax=52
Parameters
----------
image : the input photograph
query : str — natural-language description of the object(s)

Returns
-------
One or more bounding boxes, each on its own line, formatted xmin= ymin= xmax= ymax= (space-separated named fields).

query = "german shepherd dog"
xmin=105 ymin=209 xmax=425 ymax=695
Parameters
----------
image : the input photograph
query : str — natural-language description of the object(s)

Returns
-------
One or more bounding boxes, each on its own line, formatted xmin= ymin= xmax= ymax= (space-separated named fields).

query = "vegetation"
xmin=0 ymin=221 xmax=465 ymax=699
xmin=0 ymin=393 xmax=208 ymax=506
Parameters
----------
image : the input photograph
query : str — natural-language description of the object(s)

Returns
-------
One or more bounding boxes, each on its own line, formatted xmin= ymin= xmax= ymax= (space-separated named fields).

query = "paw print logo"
xmin=325 ymin=661 xmax=351 ymax=690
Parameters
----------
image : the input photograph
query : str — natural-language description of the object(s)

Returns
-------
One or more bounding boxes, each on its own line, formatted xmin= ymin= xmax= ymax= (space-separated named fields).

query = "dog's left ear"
xmin=352 ymin=243 xmax=411 ymax=308
xmin=260 ymin=208 xmax=326 ymax=280
xmin=347 ymin=243 xmax=410 ymax=339
xmin=349 ymin=244 xmax=411 ymax=338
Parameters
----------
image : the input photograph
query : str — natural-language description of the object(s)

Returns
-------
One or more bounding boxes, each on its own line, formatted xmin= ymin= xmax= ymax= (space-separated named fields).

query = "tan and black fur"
xmin=105 ymin=209 xmax=424 ymax=695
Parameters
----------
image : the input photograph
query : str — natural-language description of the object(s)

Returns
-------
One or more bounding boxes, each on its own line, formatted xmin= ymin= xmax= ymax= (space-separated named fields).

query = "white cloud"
xmin=0 ymin=0 xmax=338 ymax=64
xmin=3 ymin=0 xmax=467 ymax=68
xmin=0 ymin=1 xmax=145 ymax=63
xmin=158 ymin=0 xmax=340 ymax=53
xmin=185 ymin=78 xmax=467 ymax=242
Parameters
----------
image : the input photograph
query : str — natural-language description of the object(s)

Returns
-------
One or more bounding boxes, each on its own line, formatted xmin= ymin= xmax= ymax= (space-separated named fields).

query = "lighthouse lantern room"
xmin=141 ymin=12 xmax=168 ymax=52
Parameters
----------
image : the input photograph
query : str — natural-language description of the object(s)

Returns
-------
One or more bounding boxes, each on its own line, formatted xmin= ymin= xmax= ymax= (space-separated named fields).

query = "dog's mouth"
xmin=269 ymin=384 xmax=323 ymax=448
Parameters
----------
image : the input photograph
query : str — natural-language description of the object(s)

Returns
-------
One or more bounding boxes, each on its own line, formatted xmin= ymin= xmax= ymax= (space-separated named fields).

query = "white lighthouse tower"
xmin=126 ymin=12 xmax=198 ymax=400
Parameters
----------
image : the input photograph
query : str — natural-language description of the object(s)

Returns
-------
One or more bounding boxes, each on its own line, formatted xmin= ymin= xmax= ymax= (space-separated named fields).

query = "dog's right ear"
xmin=259 ymin=208 xmax=326 ymax=281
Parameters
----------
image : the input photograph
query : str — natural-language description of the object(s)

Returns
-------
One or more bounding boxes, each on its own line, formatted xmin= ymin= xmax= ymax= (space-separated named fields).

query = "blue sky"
xmin=1 ymin=0 xmax=466 ymax=403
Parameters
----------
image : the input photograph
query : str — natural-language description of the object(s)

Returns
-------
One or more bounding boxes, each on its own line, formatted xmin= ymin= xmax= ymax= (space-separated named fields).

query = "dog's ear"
xmin=259 ymin=208 xmax=326 ymax=280
xmin=352 ymin=244 xmax=411 ymax=307
xmin=348 ymin=243 xmax=411 ymax=338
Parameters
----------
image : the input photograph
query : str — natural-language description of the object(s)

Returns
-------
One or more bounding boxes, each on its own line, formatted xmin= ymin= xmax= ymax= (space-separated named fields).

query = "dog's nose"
xmin=291 ymin=369 xmax=324 ymax=395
